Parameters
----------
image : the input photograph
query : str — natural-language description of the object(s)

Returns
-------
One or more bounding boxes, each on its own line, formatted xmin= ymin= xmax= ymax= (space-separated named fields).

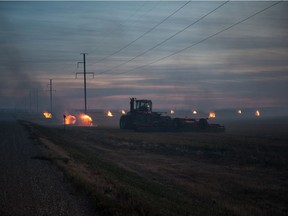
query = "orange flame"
xmin=65 ymin=114 xmax=76 ymax=125
xmin=255 ymin=110 xmax=260 ymax=117
xmin=209 ymin=112 xmax=216 ymax=118
xmin=107 ymin=110 xmax=113 ymax=117
xmin=78 ymin=113 xmax=93 ymax=126
xmin=121 ymin=109 xmax=126 ymax=115
xmin=43 ymin=112 xmax=52 ymax=119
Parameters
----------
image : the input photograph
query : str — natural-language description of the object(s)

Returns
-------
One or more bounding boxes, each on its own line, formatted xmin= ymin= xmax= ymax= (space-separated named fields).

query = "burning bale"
xmin=107 ymin=110 xmax=113 ymax=117
xmin=43 ymin=112 xmax=52 ymax=119
xmin=78 ymin=113 xmax=93 ymax=126
xmin=62 ymin=113 xmax=93 ymax=126
xmin=64 ymin=114 xmax=77 ymax=125
xmin=208 ymin=112 xmax=216 ymax=118
xmin=255 ymin=110 xmax=260 ymax=117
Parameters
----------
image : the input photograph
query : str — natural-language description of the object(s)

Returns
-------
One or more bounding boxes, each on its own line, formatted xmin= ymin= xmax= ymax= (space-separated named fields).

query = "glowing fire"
xmin=121 ymin=109 xmax=126 ymax=115
xmin=64 ymin=114 xmax=76 ymax=125
xmin=170 ymin=109 xmax=175 ymax=115
xmin=255 ymin=110 xmax=260 ymax=117
xmin=237 ymin=109 xmax=242 ymax=114
xmin=192 ymin=110 xmax=197 ymax=115
xmin=209 ymin=112 xmax=216 ymax=118
xmin=79 ymin=113 xmax=93 ymax=126
xmin=43 ymin=112 xmax=52 ymax=119
xmin=107 ymin=110 xmax=113 ymax=117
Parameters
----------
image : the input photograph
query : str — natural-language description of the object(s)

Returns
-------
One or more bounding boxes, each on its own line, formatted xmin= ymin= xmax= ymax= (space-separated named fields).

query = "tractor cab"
xmin=135 ymin=100 xmax=152 ymax=112
xmin=130 ymin=98 xmax=152 ymax=113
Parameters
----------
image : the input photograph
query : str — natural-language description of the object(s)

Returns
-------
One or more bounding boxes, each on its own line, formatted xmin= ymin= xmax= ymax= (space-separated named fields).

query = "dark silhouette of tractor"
xmin=119 ymin=98 xmax=172 ymax=130
xmin=120 ymin=98 xmax=225 ymax=132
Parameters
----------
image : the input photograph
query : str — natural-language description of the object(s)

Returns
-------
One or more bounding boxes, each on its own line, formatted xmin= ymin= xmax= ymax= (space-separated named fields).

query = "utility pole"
xmin=48 ymin=79 xmax=53 ymax=114
xmin=29 ymin=90 xmax=32 ymax=113
xmin=24 ymin=96 xmax=27 ymax=112
xmin=36 ymin=88 xmax=38 ymax=113
xmin=76 ymin=53 xmax=94 ymax=114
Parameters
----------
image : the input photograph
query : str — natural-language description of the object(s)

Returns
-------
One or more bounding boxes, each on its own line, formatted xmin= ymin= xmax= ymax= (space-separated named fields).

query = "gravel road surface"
xmin=0 ymin=113 xmax=96 ymax=216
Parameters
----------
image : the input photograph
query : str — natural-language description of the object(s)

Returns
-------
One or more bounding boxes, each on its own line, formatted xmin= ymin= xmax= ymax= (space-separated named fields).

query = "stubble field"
xmin=23 ymin=116 xmax=288 ymax=216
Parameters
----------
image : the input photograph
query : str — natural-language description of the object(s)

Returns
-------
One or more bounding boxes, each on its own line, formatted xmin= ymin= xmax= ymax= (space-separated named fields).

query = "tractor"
xmin=119 ymin=98 xmax=225 ymax=132
xmin=119 ymin=98 xmax=172 ymax=131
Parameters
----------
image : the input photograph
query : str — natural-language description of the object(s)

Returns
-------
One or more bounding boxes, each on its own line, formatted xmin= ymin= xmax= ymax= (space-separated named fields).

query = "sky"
xmin=0 ymin=1 xmax=288 ymax=114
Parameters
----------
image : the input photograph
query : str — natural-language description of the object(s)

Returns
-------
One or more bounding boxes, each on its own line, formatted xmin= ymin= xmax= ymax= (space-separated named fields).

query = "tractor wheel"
xmin=199 ymin=118 xmax=208 ymax=130
xmin=173 ymin=118 xmax=182 ymax=129
xmin=120 ymin=115 xmax=131 ymax=129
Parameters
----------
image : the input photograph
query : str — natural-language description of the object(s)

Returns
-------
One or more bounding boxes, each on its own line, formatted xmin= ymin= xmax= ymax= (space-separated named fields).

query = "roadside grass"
xmin=31 ymin=124 xmax=233 ymax=215
xmin=24 ymin=122 xmax=288 ymax=216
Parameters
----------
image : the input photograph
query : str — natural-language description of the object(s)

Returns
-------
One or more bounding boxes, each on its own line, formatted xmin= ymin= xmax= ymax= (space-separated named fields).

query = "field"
xmin=23 ymin=116 xmax=288 ymax=216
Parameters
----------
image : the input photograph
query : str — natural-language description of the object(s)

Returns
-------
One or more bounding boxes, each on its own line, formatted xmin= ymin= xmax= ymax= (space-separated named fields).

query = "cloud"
xmin=0 ymin=1 xmax=287 ymax=112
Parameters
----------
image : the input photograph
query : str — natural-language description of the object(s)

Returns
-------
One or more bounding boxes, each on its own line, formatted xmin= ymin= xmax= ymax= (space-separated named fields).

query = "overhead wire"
xmin=58 ymin=3 xmax=149 ymax=82
xmin=112 ymin=0 xmax=283 ymax=76
xmin=121 ymin=1 xmax=148 ymax=25
xmin=94 ymin=1 xmax=191 ymax=64
xmin=83 ymin=1 xmax=149 ymax=63
xmin=95 ymin=1 xmax=229 ymax=76
xmin=64 ymin=3 xmax=151 ymax=80
xmin=118 ymin=1 xmax=161 ymax=33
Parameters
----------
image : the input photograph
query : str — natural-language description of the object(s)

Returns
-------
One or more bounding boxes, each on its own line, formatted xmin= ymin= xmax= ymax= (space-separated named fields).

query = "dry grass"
xmin=24 ymin=118 xmax=288 ymax=216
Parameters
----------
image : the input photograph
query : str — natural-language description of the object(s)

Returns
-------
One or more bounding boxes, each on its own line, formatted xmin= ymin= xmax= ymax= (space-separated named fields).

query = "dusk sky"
xmin=1 ymin=1 xmax=288 ymax=114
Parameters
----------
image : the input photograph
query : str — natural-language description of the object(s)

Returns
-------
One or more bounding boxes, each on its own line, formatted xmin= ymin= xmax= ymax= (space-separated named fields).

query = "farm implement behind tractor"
xmin=119 ymin=98 xmax=225 ymax=132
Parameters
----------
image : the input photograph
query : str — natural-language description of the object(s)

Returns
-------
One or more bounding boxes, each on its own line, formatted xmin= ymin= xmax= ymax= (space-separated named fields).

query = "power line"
xmin=125 ymin=1 xmax=160 ymax=30
xmin=94 ymin=1 xmax=191 ymax=64
xmin=61 ymin=3 xmax=154 ymax=76
xmin=113 ymin=0 xmax=283 ymax=76
xmin=88 ymin=1 xmax=152 ymax=59
xmin=122 ymin=1 xmax=149 ymax=25
xmin=95 ymin=1 xmax=229 ymax=76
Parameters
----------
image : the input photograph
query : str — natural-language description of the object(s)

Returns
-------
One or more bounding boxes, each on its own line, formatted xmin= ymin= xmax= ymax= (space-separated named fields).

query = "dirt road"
xmin=0 ymin=113 xmax=96 ymax=216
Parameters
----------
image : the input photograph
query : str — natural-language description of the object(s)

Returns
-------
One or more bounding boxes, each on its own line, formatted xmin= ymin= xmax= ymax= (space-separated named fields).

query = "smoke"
xmin=0 ymin=15 xmax=43 ymax=111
